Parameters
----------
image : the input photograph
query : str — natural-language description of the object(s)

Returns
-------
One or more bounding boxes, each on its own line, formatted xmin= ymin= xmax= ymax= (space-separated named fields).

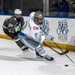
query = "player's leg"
xmin=18 ymin=34 xmax=54 ymax=61
xmin=15 ymin=38 xmax=28 ymax=51
xmin=35 ymin=45 xmax=54 ymax=61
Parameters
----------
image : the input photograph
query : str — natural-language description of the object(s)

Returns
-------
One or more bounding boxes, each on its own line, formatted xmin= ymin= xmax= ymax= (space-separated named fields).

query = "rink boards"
xmin=0 ymin=15 xmax=75 ymax=51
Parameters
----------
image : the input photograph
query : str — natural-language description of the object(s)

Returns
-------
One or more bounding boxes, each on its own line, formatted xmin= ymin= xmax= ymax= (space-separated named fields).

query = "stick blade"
xmin=59 ymin=50 xmax=69 ymax=55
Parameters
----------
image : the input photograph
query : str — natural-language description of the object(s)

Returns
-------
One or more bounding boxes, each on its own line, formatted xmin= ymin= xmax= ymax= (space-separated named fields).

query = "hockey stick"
xmin=52 ymin=41 xmax=75 ymax=64
xmin=40 ymin=27 xmax=68 ymax=55
xmin=52 ymin=40 xmax=69 ymax=54
xmin=44 ymin=42 xmax=75 ymax=64
xmin=43 ymin=42 xmax=68 ymax=55
xmin=64 ymin=53 xmax=75 ymax=64
xmin=43 ymin=42 xmax=75 ymax=64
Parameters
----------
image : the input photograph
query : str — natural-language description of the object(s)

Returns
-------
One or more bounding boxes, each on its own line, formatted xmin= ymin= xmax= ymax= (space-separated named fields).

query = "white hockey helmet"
xmin=14 ymin=9 xmax=22 ymax=14
xmin=34 ymin=11 xmax=44 ymax=25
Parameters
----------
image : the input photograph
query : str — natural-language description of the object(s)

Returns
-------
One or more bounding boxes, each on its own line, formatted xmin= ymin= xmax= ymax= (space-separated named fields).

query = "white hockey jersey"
xmin=22 ymin=12 xmax=50 ymax=41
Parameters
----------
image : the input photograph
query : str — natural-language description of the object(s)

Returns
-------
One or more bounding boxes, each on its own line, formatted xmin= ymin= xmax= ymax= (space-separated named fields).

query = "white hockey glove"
xmin=40 ymin=35 xmax=46 ymax=44
xmin=36 ymin=30 xmax=46 ymax=44
xmin=45 ymin=35 xmax=54 ymax=41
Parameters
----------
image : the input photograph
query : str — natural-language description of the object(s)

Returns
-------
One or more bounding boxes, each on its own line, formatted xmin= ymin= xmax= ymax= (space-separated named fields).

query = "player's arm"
xmin=40 ymin=20 xmax=54 ymax=41
xmin=2 ymin=18 xmax=10 ymax=29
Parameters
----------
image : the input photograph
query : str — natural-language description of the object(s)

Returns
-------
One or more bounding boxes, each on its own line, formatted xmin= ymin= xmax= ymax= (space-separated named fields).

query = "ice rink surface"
xmin=0 ymin=39 xmax=75 ymax=75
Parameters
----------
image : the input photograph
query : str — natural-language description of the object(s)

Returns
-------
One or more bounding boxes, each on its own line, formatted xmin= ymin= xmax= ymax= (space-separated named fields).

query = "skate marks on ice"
xmin=0 ymin=47 xmax=52 ymax=61
xmin=0 ymin=47 xmax=21 ymax=52
xmin=18 ymin=50 xmax=48 ymax=61
xmin=20 ymin=51 xmax=75 ymax=75
xmin=0 ymin=47 xmax=47 ymax=61
xmin=37 ymin=61 xmax=75 ymax=75
xmin=0 ymin=47 xmax=29 ymax=61
xmin=0 ymin=47 xmax=75 ymax=65
xmin=0 ymin=48 xmax=75 ymax=75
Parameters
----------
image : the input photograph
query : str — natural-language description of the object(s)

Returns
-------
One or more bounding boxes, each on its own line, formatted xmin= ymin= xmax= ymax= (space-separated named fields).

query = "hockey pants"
xmin=18 ymin=33 xmax=46 ymax=57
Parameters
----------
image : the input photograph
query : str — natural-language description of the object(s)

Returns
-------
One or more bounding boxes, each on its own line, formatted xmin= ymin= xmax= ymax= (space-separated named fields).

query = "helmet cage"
xmin=34 ymin=17 xmax=44 ymax=25
xmin=34 ymin=11 xmax=44 ymax=25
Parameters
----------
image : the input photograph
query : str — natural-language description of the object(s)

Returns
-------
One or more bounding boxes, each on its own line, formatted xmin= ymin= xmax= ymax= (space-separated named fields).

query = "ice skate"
xmin=22 ymin=47 xmax=29 ymax=52
xmin=36 ymin=51 xmax=43 ymax=58
xmin=44 ymin=54 xmax=54 ymax=61
xmin=36 ymin=51 xmax=54 ymax=61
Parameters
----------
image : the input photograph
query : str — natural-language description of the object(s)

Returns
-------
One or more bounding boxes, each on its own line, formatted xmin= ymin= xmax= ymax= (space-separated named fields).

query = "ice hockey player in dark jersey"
xmin=2 ymin=9 xmax=28 ymax=51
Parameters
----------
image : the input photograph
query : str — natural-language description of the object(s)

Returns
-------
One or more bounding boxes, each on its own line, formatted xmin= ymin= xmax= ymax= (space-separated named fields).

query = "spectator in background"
xmin=70 ymin=0 xmax=75 ymax=5
xmin=0 ymin=6 xmax=3 ymax=14
xmin=49 ymin=0 xmax=58 ymax=16
xmin=51 ymin=1 xmax=58 ymax=11
xmin=56 ymin=0 xmax=69 ymax=17
xmin=70 ymin=0 xmax=75 ymax=16
xmin=72 ymin=4 xmax=75 ymax=16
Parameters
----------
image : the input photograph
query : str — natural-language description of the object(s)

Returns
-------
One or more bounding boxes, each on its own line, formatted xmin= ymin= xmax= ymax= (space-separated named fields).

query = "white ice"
xmin=0 ymin=38 xmax=75 ymax=75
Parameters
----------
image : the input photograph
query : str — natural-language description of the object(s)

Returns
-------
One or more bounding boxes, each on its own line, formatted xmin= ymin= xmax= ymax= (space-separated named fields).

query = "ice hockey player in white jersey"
xmin=18 ymin=11 xmax=54 ymax=61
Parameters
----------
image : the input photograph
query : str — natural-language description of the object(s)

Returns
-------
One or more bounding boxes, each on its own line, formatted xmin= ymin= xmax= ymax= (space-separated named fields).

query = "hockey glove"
xmin=45 ymin=35 xmax=54 ymax=41
xmin=40 ymin=35 xmax=46 ymax=44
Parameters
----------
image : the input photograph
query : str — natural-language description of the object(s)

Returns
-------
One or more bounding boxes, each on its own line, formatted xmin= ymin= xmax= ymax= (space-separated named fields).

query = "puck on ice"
xmin=65 ymin=64 xmax=68 ymax=67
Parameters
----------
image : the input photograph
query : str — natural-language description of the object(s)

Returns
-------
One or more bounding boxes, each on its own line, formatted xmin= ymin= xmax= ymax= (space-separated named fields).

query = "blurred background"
xmin=0 ymin=0 xmax=75 ymax=17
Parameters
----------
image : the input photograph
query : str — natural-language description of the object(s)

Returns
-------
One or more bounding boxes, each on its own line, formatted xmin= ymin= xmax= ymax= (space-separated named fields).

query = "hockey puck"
xmin=65 ymin=64 xmax=68 ymax=67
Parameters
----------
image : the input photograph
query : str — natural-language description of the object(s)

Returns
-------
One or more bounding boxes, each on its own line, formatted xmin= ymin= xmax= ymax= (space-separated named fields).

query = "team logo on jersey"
xmin=33 ymin=26 xmax=38 ymax=30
